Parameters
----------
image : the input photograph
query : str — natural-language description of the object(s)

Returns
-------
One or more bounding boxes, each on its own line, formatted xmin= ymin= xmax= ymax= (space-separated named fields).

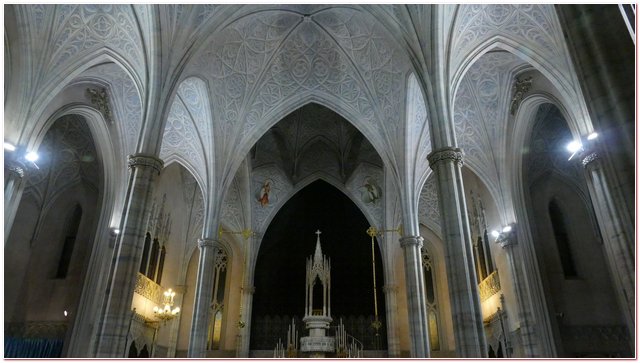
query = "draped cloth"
xmin=4 ymin=337 xmax=63 ymax=358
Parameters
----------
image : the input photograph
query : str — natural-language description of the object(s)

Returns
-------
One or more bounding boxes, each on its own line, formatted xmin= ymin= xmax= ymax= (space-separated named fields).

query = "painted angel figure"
xmin=258 ymin=179 xmax=271 ymax=207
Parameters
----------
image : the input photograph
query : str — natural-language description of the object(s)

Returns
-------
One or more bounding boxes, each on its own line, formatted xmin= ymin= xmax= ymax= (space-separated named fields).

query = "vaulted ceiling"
xmin=6 ymin=4 xmax=585 ymax=226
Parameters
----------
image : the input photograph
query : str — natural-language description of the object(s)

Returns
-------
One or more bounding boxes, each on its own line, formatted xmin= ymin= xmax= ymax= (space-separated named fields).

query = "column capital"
xmin=127 ymin=154 xmax=164 ymax=174
xmin=6 ymin=164 xmax=25 ymax=179
xmin=581 ymin=152 xmax=599 ymax=168
xmin=496 ymin=230 xmax=517 ymax=249
xmin=197 ymin=238 xmax=218 ymax=249
xmin=427 ymin=147 xmax=464 ymax=169
xmin=400 ymin=235 xmax=424 ymax=249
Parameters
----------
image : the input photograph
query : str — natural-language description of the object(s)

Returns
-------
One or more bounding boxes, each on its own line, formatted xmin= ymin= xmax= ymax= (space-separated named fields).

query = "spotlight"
xmin=566 ymin=141 xmax=582 ymax=153
xmin=4 ymin=142 xmax=16 ymax=151
xmin=587 ymin=132 xmax=598 ymax=140
xmin=64 ymin=310 xmax=68 ymax=317
xmin=502 ymin=225 xmax=512 ymax=233
xmin=25 ymin=151 xmax=39 ymax=162
xmin=113 ymin=229 xmax=121 ymax=235
xmin=491 ymin=230 xmax=500 ymax=238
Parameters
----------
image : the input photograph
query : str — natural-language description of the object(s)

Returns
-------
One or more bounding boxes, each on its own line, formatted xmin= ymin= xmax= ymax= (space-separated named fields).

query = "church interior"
xmin=3 ymin=4 xmax=635 ymax=358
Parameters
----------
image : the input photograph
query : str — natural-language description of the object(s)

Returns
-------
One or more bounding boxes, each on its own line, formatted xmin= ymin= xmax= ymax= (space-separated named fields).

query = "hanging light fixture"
xmin=153 ymin=288 xmax=180 ymax=323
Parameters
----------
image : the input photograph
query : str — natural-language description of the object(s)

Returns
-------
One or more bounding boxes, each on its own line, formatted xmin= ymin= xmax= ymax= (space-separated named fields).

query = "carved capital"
xmin=427 ymin=147 xmax=464 ymax=169
xmin=399 ymin=235 xmax=424 ymax=249
xmin=86 ymin=87 xmax=113 ymax=123
xmin=198 ymin=238 xmax=217 ymax=249
xmin=496 ymin=230 xmax=517 ymax=249
xmin=127 ymin=154 xmax=164 ymax=174
xmin=581 ymin=152 xmax=599 ymax=168
xmin=6 ymin=164 xmax=25 ymax=179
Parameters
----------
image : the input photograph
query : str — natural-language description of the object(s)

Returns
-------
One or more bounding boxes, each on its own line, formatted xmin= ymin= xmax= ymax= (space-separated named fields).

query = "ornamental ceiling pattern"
xmin=454 ymin=51 xmax=526 ymax=195
xmin=22 ymin=5 xmax=145 ymax=95
xmin=23 ymin=115 xmax=101 ymax=211
xmin=6 ymin=4 xmax=585 ymax=232
xmin=450 ymin=4 xmax=569 ymax=79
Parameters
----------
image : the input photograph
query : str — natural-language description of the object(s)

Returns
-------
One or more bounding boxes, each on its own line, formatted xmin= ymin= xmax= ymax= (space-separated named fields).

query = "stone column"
xmin=399 ymin=235 xmax=430 ymax=357
xmin=495 ymin=226 xmax=538 ymax=357
xmin=382 ymin=284 xmax=400 ymax=357
xmin=96 ymin=154 xmax=163 ymax=357
xmin=427 ymin=147 xmax=486 ymax=357
xmin=188 ymin=238 xmax=219 ymax=357
xmin=581 ymin=151 xmax=634 ymax=339
xmin=237 ymin=285 xmax=255 ymax=357
xmin=4 ymin=159 xmax=26 ymax=244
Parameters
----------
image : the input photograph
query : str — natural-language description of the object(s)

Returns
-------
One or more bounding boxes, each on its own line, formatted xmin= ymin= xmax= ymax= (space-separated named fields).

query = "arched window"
xmin=139 ymin=233 xmax=151 ymax=274
xmin=155 ymin=246 xmax=166 ymax=284
xmin=548 ymin=199 xmax=577 ymax=277
xmin=421 ymin=248 xmax=440 ymax=351
xmin=207 ymin=248 xmax=228 ymax=350
xmin=147 ymin=239 xmax=160 ymax=279
xmin=56 ymin=204 xmax=82 ymax=278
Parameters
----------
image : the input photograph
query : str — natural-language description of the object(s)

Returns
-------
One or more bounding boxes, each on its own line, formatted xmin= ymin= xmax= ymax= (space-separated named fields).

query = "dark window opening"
xmin=549 ymin=199 xmax=577 ymax=277
xmin=56 ymin=205 xmax=82 ymax=278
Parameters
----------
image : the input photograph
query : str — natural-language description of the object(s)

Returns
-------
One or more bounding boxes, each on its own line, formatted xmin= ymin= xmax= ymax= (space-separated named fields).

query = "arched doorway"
xmin=5 ymin=114 xmax=103 ymax=357
xmin=250 ymin=180 xmax=387 ymax=354
xmin=523 ymin=103 xmax=630 ymax=357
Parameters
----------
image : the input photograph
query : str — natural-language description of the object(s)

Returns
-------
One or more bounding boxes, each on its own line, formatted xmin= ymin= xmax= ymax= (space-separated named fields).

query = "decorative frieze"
xmin=427 ymin=147 xmax=464 ymax=169
xmin=127 ymin=154 xmax=164 ymax=174
xmin=478 ymin=270 xmax=501 ymax=302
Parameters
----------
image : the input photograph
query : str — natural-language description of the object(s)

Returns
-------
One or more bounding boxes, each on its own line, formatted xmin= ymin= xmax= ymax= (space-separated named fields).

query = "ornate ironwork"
xmin=134 ymin=272 xmax=162 ymax=304
xmin=478 ymin=270 xmax=501 ymax=302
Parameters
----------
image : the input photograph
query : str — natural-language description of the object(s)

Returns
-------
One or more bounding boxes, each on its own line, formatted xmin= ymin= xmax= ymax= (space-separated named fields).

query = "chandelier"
xmin=153 ymin=288 xmax=180 ymax=323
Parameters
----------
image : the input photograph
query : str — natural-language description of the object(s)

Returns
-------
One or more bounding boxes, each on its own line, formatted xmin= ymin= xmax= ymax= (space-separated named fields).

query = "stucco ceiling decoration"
xmin=27 ymin=5 xmax=145 ymax=92
xmin=454 ymin=51 xmax=526 ymax=195
xmin=23 ymin=115 xmax=101 ymax=209
xmin=450 ymin=4 xmax=569 ymax=90
xmin=180 ymin=7 xmax=412 ymax=183
xmin=79 ymin=63 xmax=142 ymax=159
xmin=252 ymin=104 xmax=382 ymax=185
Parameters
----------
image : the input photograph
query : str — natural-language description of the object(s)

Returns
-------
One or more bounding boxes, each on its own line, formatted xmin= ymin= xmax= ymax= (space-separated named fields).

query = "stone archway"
xmin=249 ymin=180 xmax=387 ymax=355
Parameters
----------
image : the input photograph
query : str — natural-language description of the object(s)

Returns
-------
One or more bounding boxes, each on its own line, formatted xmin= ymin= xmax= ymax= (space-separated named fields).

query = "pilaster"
xmin=382 ymin=284 xmax=400 ymax=357
xmin=495 ymin=225 xmax=538 ymax=357
xmin=579 ymin=147 xmax=634 ymax=340
xmin=427 ymin=147 xmax=487 ymax=357
xmin=96 ymin=154 xmax=163 ymax=357
xmin=188 ymin=238 xmax=220 ymax=357
xmin=4 ymin=158 xmax=26 ymax=244
xmin=399 ymin=235 xmax=430 ymax=357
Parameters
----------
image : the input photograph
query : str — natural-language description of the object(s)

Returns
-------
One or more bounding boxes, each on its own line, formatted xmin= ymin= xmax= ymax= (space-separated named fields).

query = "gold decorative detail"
xmin=134 ymin=272 xmax=162 ymax=304
xmin=479 ymin=270 xmax=501 ymax=302
xmin=219 ymin=226 xmax=254 ymax=239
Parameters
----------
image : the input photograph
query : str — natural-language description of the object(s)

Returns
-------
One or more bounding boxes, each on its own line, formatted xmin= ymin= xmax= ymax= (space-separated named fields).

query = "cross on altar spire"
xmin=315 ymin=230 xmax=322 ymax=238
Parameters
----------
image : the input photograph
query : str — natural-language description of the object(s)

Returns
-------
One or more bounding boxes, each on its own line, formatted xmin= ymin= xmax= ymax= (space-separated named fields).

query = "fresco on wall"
xmin=256 ymin=179 xmax=274 ymax=207
xmin=360 ymin=177 xmax=381 ymax=205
